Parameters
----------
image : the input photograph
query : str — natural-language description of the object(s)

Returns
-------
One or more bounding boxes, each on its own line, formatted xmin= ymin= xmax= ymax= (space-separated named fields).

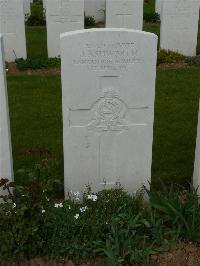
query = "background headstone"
xmin=61 ymin=29 xmax=157 ymax=196
xmin=0 ymin=34 xmax=13 ymax=197
xmin=106 ymin=0 xmax=143 ymax=30
xmin=193 ymin=101 xmax=200 ymax=195
xmin=0 ymin=0 xmax=27 ymax=62
xmin=155 ymin=0 xmax=162 ymax=14
xmin=85 ymin=0 xmax=105 ymax=23
xmin=160 ymin=0 xmax=200 ymax=56
xmin=23 ymin=0 xmax=31 ymax=16
xmin=43 ymin=0 xmax=46 ymax=10
xmin=46 ymin=0 xmax=84 ymax=58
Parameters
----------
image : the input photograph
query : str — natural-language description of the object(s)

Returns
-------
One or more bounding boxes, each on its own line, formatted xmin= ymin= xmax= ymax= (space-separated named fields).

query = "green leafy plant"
xmin=144 ymin=12 xmax=160 ymax=23
xmin=26 ymin=3 xmax=46 ymax=26
xmin=186 ymin=55 xmax=200 ymax=66
xmin=157 ymin=50 xmax=186 ymax=65
xmin=85 ymin=16 xmax=96 ymax=28
xmin=147 ymin=181 xmax=200 ymax=242
xmin=15 ymin=58 xmax=61 ymax=70
xmin=0 ymin=178 xmax=199 ymax=265
xmin=0 ymin=149 xmax=62 ymax=261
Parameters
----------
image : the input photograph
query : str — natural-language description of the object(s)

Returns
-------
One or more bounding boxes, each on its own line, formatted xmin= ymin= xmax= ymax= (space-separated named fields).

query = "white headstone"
xmin=61 ymin=29 xmax=157 ymax=196
xmin=23 ymin=0 xmax=31 ymax=16
xmin=155 ymin=0 xmax=162 ymax=14
xmin=193 ymin=101 xmax=200 ymax=195
xmin=85 ymin=0 xmax=105 ymax=23
xmin=43 ymin=0 xmax=46 ymax=10
xmin=0 ymin=35 xmax=13 ymax=197
xmin=0 ymin=0 xmax=27 ymax=62
xmin=46 ymin=0 xmax=84 ymax=58
xmin=160 ymin=0 xmax=200 ymax=56
xmin=106 ymin=0 xmax=143 ymax=30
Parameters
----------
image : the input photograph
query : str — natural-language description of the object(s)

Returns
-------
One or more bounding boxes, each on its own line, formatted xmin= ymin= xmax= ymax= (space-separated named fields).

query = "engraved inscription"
xmin=73 ymin=42 xmax=142 ymax=71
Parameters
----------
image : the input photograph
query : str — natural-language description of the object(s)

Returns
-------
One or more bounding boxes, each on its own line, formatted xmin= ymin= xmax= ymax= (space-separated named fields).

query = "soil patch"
xmin=7 ymin=63 xmax=60 ymax=76
xmin=144 ymin=22 xmax=160 ymax=26
xmin=158 ymin=61 xmax=190 ymax=69
xmin=1 ymin=243 xmax=200 ymax=266
xmin=151 ymin=242 xmax=200 ymax=266
xmin=0 ymin=258 xmax=104 ymax=266
xmin=7 ymin=61 xmax=194 ymax=76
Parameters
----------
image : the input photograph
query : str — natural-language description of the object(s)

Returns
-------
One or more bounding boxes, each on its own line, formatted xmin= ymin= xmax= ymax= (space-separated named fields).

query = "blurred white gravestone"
xmin=61 ymin=29 xmax=157 ymax=196
xmin=0 ymin=35 xmax=13 ymax=197
xmin=46 ymin=0 xmax=84 ymax=58
xmin=106 ymin=0 xmax=143 ymax=30
xmin=85 ymin=0 xmax=105 ymax=23
xmin=0 ymin=0 xmax=27 ymax=62
xmin=193 ymin=101 xmax=200 ymax=195
xmin=160 ymin=0 xmax=200 ymax=56
xmin=23 ymin=0 xmax=31 ymax=16
xmin=155 ymin=0 xmax=162 ymax=14
xmin=43 ymin=0 xmax=46 ymax=9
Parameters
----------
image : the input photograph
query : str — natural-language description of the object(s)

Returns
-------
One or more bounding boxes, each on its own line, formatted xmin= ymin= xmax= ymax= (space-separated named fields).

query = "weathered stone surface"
xmin=0 ymin=34 xmax=13 ymax=197
xmin=155 ymin=0 xmax=162 ymax=14
xmin=46 ymin=0 xmax=84 ymax=58
xmin=85 ymin=0 xmax=105 ymax=23
xmin=160 ymin=0 xmax=200 ymax=56
xmin=0 ymin=0 xmax=27 ymax=62
xmin=61 ymin=29 xmax=157 ymax=196
xmin=23 ymin=0 xmax=31 ymax=15
xmin=106 ymin=0 xmax=143 ymax=30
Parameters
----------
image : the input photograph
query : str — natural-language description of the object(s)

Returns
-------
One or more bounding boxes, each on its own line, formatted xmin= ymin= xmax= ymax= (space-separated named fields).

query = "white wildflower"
xmin=74 ymin=191 xmax=80 ymax=201
xmin=92 ymin=195 xmax=97 ymax=201
xmin=12 ymin=203 xmax=16 ymax=208
xmin=70 ymin=190 xmax=81 ymax=201
xmin=74 ymin=213 xmax=79 ymax=219
xmin=54 ymin=203 xmax=63 ymax=208
xmin=69 ymin=205 xmax=71 ymax=210
xmin=87 ymin=194 xmax=97 ymax=202
xmin=80 ymin=206 xmax=88 ymax=213
xmin=41 ymin=209 xmax=45 ymax=214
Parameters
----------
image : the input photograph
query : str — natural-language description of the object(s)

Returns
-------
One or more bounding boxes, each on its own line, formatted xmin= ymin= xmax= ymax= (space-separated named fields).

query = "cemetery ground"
xmin=7 ymin=68 xmax=200 ymax=187
xmin=1 ymin=4 xmax=200 ymax=266
xmin=8 ymin=22 xmax=200 ymax=186
xmin=3 ymin=48 xmax=200 ymax=266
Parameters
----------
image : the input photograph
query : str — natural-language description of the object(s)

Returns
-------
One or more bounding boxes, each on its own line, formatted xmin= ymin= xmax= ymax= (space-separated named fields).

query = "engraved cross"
xmin=68 ymin=76 xmax=148 ymax=188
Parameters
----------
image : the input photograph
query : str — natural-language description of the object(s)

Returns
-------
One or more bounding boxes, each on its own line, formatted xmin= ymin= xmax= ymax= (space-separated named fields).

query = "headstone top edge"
xmin=60 ymin=28 xmax=158 ymax=40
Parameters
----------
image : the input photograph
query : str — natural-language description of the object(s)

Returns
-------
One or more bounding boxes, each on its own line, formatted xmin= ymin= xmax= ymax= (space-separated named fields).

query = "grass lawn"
xmin=7 ymin=75 xmax=63 ymax=183
xmin=7 ymin=68 xmax=200 ymax=186
xmin=26 ymin=26 xmax=48 ymax=59
xmin=144 ymin=0 xmax=155 ymax=14
xmin=25 ymin=22 xmax=200 ymax=59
